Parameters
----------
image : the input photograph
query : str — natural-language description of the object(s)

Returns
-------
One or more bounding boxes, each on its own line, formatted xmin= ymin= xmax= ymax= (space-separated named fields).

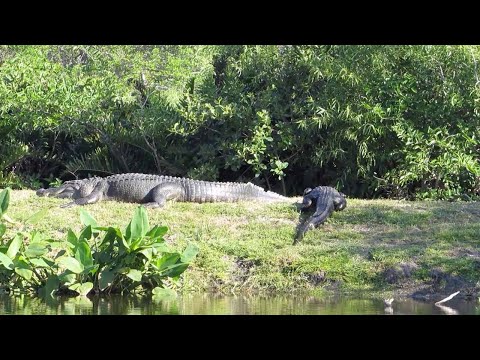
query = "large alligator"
xmin=37 ymin=173 xmax=346 ymax=242
xmin=36 ymin=173 xmax=290 ymax=208
xmin=293 ymin=186 xmax=347 ymax=244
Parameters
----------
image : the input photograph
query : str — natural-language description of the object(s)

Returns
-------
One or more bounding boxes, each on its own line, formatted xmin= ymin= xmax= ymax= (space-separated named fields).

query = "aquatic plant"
xmin=0 ymin=188 xmax=198 ymax=298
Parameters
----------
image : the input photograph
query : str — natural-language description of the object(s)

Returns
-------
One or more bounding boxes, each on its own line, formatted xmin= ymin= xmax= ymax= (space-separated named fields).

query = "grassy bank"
xmin=6 ymin=190 xmax=480 ymax=300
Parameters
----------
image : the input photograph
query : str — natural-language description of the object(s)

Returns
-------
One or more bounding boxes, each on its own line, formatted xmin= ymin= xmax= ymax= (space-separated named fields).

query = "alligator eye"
xmin=303 ymin=187 xmax=312 ymax=195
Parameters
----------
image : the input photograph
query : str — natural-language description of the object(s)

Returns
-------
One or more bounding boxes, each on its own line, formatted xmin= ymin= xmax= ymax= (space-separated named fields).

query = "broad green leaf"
xmin=181 ymin=243 xmax=199 ymax=263
xmin=94 ymin=226 xmax=111 ymax=231
xmin=152 ymin=287 xmax=177 ymax=302
xmin=75 ymin=241 xmax=93 ymax=268
xmin=0 ymin=188 xmax=10 ymax=215
xmin=126 ymin=206 xmax=149 ymax=241
xmin=55 ymin=249 xmax=66 ymax=259
xmin=0 ymin=223 xmax=6 ymax=238
xmin=30 ymin=230 xmax=44 ymax=243
xmin=15 ymin=267 xmax=33 ymax=281
xmin=98 ymin=269 xmax=115 ymax=290
xmin=14 ymin=259 xmax=33 ymax=279
xmin=0 ymin=251 xmax=14 ymax=270
xmin=149 ymin=242 xmax=170 ymax=253
xmin=84 ymin=264 xmax=99 ymax=275
xmin=44 ymin=275 xmax=60 ymax=297
xmin=139 ymin=248 xmax=153 ymax=261
xmin=146 ymin=225 xmax=168 ymax=239
xmin=98 ymin=227 xmax=124 ymax=238
xmin=156 ymin=253 xmax=180 ymax=270
xmin=115 ymin=267 xmax=129 ymax=275
xmin=117 ymin=235 xmax=130 ymax=255
xmin=99 ymin=227 xmax=123 ymax=248
xmin=79 ymin=225 xmax=92 ymax=242
xmin=25 ymin=208 xmax=49 ymax=224
xmin=79 ymin=209 xmax=97 ymax=228
xmin=6 ymin=234 xmax=22 ymax=259
xmin=126 ymin=269 xmax=142 ymax=282
xmin=30 ymin=257 xmax=54 ymax=268
xmin=129 ymin=237 xmax=145 ymax=251
xmin=67 ymin=229 xmax=78 ymax=248
xmin=97 ymin=250 xmax=113 ymax=264
xmin=25 ymin=242 xmax=48 ymax=258
xmin=68 ymin=283 xmax=80 ymax=291
xmin=77 ymin=282 xmax=93 ymax=296
xmin=58 ymin=257 xmax=84 ymax=274
xmin=125 ymin=223 xmax=132 ymax=242
xmin=58 ymin=272 xmax=76 ymax=285
xmin=162 ymin=263 xmax=189 ymax=278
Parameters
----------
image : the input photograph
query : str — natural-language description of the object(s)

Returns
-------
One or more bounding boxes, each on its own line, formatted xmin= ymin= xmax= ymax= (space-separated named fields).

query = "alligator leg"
xmin=299 ymin=188 xmax=314 ymax=210
xmin=143 ymin=182 xmax=184 ymax=208
xmin=60 ymin=182 xmax=107 ymax=208
xmin=61 ymin=193 xmax=103 ymax=208
xmin=55 ymin=190 xmax=76 ymax=199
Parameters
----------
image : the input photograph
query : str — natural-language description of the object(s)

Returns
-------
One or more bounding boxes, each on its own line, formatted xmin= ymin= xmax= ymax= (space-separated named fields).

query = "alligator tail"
xmin=257 ymin=189 xmax=290 ymax=202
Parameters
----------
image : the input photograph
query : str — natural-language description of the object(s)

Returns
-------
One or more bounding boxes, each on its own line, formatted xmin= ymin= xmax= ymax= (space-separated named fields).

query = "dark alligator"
xmin=37 ymin=174 xmax=347 ymax=243
xmin=293 ymin=186 xmax=347 ymax=244
xmin=36 ymin=173 xmax=290 ymax=208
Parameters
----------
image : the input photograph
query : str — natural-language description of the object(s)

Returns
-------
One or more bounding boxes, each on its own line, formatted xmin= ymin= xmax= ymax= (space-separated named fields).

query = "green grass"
xmin=5 ymin=191 xmax=480 ymax=297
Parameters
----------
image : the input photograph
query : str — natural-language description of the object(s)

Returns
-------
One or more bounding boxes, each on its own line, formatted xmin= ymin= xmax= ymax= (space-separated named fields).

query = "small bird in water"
xmin=383 ymin=298 xmax=394 ymax=314
xmin=383 ymin=298 xmax=394 ymax=306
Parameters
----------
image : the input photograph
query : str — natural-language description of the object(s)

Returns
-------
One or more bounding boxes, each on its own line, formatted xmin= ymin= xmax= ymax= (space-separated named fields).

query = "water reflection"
xmin=0 ymin=294 xmax=478 ymax=315
xmin=435 ymin=304 xmax=459 ymax=315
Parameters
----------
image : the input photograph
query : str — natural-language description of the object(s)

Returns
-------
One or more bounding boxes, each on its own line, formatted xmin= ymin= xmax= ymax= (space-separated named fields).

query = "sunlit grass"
xmin=6 ymin=190 xmax=480 ymax=296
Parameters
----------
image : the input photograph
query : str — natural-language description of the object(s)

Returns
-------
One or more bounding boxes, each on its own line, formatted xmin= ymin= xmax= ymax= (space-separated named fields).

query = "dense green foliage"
xmin=1 ymin=45 xmax=480 ymax=199
xmin=0 ymin=188 xmax=198 ymax=298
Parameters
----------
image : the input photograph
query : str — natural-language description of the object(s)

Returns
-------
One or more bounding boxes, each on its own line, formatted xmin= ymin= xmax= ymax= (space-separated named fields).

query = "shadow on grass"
xmin=295 ymin=200 xmax=480 ymax=298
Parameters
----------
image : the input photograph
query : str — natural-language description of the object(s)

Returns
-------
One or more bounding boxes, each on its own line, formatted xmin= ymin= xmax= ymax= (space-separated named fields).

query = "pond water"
xmin=0 ymin=294 xmax=478 ymax=315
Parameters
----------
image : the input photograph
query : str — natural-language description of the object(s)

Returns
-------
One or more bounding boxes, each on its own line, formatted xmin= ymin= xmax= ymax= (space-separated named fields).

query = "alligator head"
xmin=300 ymin=187 xmax=347 ymax=212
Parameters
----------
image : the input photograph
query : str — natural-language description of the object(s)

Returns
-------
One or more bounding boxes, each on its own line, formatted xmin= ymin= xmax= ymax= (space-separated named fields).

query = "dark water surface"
xmin=1 ymin=294 xmax=478 ymax=315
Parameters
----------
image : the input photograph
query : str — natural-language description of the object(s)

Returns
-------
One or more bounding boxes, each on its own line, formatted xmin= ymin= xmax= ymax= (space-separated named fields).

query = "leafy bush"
xmin=0 ymin=188 xmax=198 ymax=298
xmin=2 ymin=45 xmax=480 ymax=199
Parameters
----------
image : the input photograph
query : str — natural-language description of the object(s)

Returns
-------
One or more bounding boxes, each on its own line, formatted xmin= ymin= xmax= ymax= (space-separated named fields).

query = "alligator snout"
xmin=36 ymin=189 xmax=47 ymax=196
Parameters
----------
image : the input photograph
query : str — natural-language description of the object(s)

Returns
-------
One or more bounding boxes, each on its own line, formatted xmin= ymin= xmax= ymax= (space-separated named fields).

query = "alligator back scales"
xmin=36 ymin=173 xmax=290 ymax=208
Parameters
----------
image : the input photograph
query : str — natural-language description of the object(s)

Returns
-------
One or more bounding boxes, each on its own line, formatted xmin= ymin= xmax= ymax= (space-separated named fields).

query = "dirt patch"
xmin=306 ymin=271 xmax=327 ymax=286
xmin=231 ymin=258 xmax=258 ymax=284
xmin=448 ymin=248 xmax=480 ymax=260
xmin=351 ymin=224 xmax=379 ymax=234
xmin=299 ymin=270 xmax=342 ymax=291
xmin=256 ymin=216 xmax=297 ymax=226
xmin=383 ymin=261 xmax=419 ymax=284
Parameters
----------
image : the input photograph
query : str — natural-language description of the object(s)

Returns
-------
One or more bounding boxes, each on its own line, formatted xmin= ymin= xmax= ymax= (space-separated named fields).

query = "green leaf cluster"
xmin=0 ymin=188 xmax=198 ymax=297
